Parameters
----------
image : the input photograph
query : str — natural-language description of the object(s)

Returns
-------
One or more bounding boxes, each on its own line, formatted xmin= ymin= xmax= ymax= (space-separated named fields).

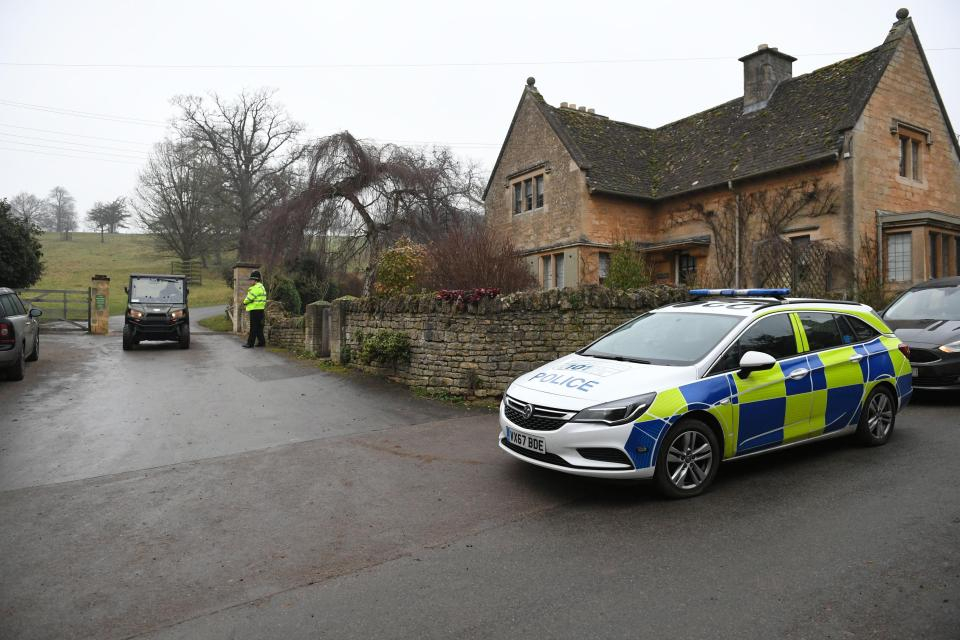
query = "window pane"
xmin=912 ymin=139 xmax=921 ymax=180
xmin=798 ymin=312 xmax=845 ymax=351
xmin=840 ymin=315 xmax=880 ymax=342
xmin=11 ymin=295 xmax=27 ymax=315
xmin=0 ymin=295 xmax=18 ymax=316
xmin=555 ymin=253 xmax=564 ymax=288
xmin=678 ymin=254 xmax=696 ymax=284
xmin=535 ymin=175 xmax=544 ymax=208
xmin=598 ymin=252 xmax=610 ymax=284
xmin=886 ymin=233 xmax=911 ymax=282
xmin=542 ymin=255 xmax=552 ymax=289
xmin=931 ymin=232 xmax=939 ymax=278
xmin=524 ymin=179 xmax=533 ymax=210
xmin=513 ymin=184 xmax=522 ymax=214
xmin=583 ymin=312 xmax=742 ymax=366
xmin=712 ymin=314 xmax=797 ymax=373
xmin=942 ymin=234 xmax=949 ymax=276
xmin=899 ymin=136 xmax=908 ymax=177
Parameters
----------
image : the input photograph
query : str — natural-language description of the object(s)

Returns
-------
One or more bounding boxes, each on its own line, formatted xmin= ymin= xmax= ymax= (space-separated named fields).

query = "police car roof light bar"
xmin=688 ymin=288 xmax=790 ymax=300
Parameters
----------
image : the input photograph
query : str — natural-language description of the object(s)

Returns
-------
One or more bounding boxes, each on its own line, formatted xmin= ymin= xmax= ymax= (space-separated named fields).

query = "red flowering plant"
xmin=435 ymin=288 xmax=501 ymax=305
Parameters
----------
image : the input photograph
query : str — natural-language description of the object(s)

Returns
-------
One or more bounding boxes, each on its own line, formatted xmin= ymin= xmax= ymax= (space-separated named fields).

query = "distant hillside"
xmin=35 ymin=233 xmax=235 ymax=315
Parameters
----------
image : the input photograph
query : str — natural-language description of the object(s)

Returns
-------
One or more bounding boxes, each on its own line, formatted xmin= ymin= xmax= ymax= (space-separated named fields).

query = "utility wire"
xmin=2 ymin=139 xmax=149 ymax=160
xmin=0 ymin=48 xmax=957 ymax=70
xmin=0 ymin=122 xmax=156 ymax=146
xmin=0 ymin=132 xmax=152 ymax=156
xmin=0 ymin=100 xmax=167 ymax=126
xmin=0 ymin=146 xmax=142 ymax=166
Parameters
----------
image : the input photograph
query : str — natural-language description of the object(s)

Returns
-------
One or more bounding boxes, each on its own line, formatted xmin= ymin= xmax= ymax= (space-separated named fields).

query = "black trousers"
xmin=247 ymin=309 xmax=265 ymax=346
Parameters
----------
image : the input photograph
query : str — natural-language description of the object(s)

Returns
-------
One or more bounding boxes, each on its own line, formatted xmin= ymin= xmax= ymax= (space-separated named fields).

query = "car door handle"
xmin=787 ymin=368 xmax=809 ymax=380
xmin=849 ymin=354 xmax=865 ymax=363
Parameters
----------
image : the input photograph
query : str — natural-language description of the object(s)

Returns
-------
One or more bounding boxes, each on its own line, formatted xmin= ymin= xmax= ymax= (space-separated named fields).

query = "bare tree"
xmin=172 ymin=90 xmax=305 ymax=259
xmin=134 ymin=140 xmax=216 ymax=262
xmin=9 ymin=192 xmax=51 ymax=228
xmin=86 ymin=197 xmax=128 ymax=242
xmin=47 ymin=186 xmax=78 ymax=239
xmin=264 ymin=132 xmax=483 ymax=294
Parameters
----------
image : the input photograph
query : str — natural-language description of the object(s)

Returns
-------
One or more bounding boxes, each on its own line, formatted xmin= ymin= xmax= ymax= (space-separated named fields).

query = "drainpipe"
xmin=729 ymin=180 xmax=740 ymax=287
xmin=876 ymin=210 xmax=884 ymax=281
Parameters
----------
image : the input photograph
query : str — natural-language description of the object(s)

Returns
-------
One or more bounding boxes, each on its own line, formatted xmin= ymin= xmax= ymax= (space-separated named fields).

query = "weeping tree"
xmin=258 ymin=131 xmax=483 ymax=296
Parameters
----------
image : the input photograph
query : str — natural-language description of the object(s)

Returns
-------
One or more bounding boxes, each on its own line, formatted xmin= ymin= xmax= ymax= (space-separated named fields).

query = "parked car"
xmin=881 ymin=276 xmax=960 ymax=390
xmin=0 ymin=287 xmax=42 ymax=381
xmin=123 ymin=274 xmax=190 ymax=350
xmin=499 ymin=289 xmax=912 ymax=498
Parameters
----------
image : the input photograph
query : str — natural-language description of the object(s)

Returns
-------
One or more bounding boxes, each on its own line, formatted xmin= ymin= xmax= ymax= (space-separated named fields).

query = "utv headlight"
xmin=939 ymin=340 xmax=960 ymax=353
xmin=170 ymin=309 xmax=184 ymax=320
xmin=128 ymin=308 xmax=143 ymax=319
xmin=571 ymin=392 xmax=657 ymax=425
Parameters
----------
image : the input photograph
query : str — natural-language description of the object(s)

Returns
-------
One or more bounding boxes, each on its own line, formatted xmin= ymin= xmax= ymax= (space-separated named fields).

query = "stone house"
xmin=483 ymin=9 xmax=960 ymax=294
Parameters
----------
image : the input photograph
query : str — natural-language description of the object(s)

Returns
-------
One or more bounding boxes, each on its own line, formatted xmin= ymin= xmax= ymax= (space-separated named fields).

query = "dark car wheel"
xmin=654 ymin=418 xmax=721 ymax=499
xmin=178 ymin=325 xmax=190 ymax=349
xmin=855 ymin=385 xmax=896 ymax=446
xmin=25 ymin=330 xmax=39 ymax=362
xmin=122 ymin=325 xmax=134 ymax=351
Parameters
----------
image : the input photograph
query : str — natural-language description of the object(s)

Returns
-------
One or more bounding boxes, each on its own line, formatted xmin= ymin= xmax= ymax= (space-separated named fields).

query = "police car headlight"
xmin=939 ymin=340 xmax=960 ymax=353
xmin=571 ymin=392 xmax=656 ymax=425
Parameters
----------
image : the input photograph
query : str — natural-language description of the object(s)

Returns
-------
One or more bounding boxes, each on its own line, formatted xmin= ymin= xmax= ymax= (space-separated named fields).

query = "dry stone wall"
xmin=329 ymin=285 xmax=687 ymax=398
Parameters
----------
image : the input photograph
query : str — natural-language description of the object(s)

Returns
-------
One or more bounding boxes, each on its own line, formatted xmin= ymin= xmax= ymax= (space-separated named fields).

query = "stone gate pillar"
xmin=232 ymin=262 xmax=260 ymax=334
xmin=89 ymin=274 xmax=110 ymax=335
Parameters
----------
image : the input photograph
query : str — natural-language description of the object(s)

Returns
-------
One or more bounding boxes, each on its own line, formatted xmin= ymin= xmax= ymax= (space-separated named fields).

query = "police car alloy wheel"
xmin=498 ymin=288 xmax=914 ymax=499
xmin=855 ymin=386 xmax=896 ymax=446
xmin=655 ymin=419 xmax=720 ymax=498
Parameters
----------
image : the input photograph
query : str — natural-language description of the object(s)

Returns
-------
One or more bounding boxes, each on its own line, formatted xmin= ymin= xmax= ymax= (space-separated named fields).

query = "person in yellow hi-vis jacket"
xmin=242 ymin=270 xmax=267 ymax=348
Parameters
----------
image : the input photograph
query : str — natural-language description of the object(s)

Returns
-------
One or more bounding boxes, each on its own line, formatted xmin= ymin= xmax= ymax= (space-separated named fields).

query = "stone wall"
xmin=329 ymin=285 xmax=687 ymax=398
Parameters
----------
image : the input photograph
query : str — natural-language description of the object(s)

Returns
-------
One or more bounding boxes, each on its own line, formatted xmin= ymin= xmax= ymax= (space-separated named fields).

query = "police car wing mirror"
xmin=737 ymin=351 xmax=777 ymax=379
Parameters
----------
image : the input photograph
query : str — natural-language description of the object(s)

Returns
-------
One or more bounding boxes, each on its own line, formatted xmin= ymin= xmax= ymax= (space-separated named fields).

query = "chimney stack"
xmin=739 ymin=44 xmax=796 ymax=113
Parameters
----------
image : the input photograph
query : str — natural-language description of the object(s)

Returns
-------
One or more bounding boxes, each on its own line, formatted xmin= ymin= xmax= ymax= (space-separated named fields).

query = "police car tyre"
xmin=25 ymin=330 xmax=39 ymax=362
xmin=654 ymin=418 xmax=721 ymax=499
xmin=855 ymin=385 xmax=896 ymax=446
xmin=122 ymin=325 xmax=133 ymax=351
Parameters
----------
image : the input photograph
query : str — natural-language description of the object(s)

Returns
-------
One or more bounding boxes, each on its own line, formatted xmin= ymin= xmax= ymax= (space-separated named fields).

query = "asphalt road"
xmin=1 ymin=316 xmax=958 ymax=639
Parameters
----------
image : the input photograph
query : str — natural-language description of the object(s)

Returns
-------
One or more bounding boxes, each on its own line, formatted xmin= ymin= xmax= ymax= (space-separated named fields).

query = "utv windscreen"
xmin=130 ymin=278 xmax=184 ymax=304
xmin=580 ymin=312 xmax=741 ymax=366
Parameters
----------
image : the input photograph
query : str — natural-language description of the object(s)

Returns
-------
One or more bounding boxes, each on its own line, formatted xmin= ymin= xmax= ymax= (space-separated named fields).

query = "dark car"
xmin=881 ymin=276 xmax=960 ymax=390
xmin=0 ymin=287 xmax=42 ymax=380
xmin=123 ymin=274 xmax=190 ymax=350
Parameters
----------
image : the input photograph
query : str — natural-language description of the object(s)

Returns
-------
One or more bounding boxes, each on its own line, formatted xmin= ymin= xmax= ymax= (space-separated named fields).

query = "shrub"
xmin=604 ymin=241 xmax=652 ymax=290
xmin=374 ymin=237 xmax=427 ymax=295
xmin=0 ymin=199 xmax=44 ymax=288
xmin=421 ymin=223 xmax=536 ymax=292
xmin=358 ymin=329 xmax=411 ymax=367
xmin=270 ymin=275 xmax=303 ymax=314
xmin=435 ymin=288 xmax=500 ymax=304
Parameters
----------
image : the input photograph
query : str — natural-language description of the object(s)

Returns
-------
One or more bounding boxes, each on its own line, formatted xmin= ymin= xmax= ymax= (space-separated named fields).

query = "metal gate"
xmin=18 ymin=289 xmax=91 ymax=331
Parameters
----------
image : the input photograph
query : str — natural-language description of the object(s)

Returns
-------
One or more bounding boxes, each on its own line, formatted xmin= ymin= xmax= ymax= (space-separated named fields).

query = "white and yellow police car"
xmin=499 ymin=289 xmax=913 ymax=498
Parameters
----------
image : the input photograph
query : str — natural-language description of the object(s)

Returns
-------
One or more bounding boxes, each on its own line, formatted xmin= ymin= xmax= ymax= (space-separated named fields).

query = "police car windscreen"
xmin=130 ymin=278 xmax=184 ymax=304
xmin=581 ymin=312 xmax=741 ymax=366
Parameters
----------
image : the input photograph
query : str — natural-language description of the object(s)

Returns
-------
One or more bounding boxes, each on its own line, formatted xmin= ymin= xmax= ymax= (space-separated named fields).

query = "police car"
xmin=499 ymin=289 xmax=913 ymax=498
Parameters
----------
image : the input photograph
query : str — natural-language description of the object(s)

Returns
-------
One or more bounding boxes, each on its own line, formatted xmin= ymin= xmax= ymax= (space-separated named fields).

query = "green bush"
xmin=270 ymin=275 xmax=303 ymax=314
xmin=374 ymin=237 xmax=426 ymax=295
xmin=358 ymin=329 xmax=411 ymax=367
xmin=604 ymin=241 xmax=652 ymax=290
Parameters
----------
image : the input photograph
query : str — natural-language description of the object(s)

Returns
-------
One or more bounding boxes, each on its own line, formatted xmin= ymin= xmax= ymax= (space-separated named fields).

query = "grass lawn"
xmin=199 ymin=314 xmax=232 ymax=332
xmin=35 ymin=233 xmax=235 ymax=316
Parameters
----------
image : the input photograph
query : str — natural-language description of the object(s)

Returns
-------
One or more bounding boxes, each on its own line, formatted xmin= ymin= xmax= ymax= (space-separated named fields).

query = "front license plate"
xmin=912 ymin=367 xmax=919 ymax=377
xmin=508 ymin=428 xmax=545 ymax=454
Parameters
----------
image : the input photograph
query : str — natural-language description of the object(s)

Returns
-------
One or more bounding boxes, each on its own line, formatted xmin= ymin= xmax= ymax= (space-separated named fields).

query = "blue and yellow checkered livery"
xmin=623 ymin=309 xmax=911 ymax=469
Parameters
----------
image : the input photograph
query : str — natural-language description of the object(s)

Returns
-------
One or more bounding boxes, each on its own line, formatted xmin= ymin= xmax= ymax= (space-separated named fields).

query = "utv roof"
xmin=129 ymin=274 xmax=187 ymax=279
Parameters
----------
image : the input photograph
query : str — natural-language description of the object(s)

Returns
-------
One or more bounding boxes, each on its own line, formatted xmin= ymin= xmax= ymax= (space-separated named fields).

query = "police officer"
xmin=242 ymin=270 xmax=267 ymax=348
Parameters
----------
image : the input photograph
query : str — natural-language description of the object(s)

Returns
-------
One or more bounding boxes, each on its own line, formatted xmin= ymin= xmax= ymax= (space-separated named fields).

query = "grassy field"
xmin=35 ymin=233 xmax=235 ymax=316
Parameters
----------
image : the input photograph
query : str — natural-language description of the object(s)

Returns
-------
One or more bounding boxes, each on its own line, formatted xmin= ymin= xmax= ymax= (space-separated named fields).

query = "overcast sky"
xmin=1 ymin=0 xmax=957 ymax=224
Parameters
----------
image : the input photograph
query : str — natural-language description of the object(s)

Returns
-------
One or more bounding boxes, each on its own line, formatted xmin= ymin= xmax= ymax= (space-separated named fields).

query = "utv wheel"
xmin=855 ymin=386 xmax=896 ymax=446
xmin=25 ymin=330 xmax=39 ymax=362
xmin=7 ymin=344 xmax=25 ymax=381
xmin=178 ymin=325 xmax=190 ymax=349
xmin=122 ymin=325 xmax=134 ymax=351
xmin=654 ymin=418 xmax=720 ymax=499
